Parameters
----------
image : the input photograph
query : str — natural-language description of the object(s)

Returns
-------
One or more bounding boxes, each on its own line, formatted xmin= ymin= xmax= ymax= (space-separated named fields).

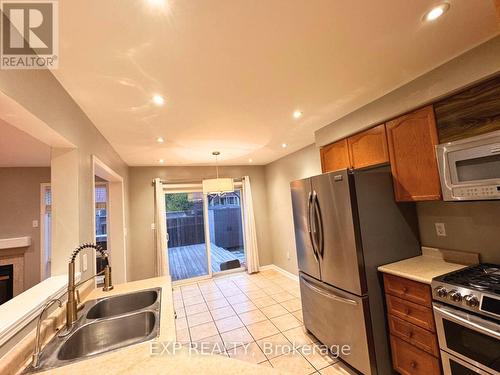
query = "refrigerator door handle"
xmin=313 ymin=192 xmax=324 ymax=258
xmin=301 ymin=276 xmax=358 ymax=306
xmin=307 ymin=192 xmax=319 ymax=262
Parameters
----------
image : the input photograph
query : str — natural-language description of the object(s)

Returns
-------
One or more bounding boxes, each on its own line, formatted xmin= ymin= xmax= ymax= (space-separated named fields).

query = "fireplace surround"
xmin=0 ymin=264 xmax=13 ymax=305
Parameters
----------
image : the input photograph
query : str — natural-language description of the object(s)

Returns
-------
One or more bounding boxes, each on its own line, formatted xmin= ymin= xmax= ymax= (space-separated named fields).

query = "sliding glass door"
xmin=166 ymin=191 xmax=210 ymax=282
xmin=165 ymin=185 xmax=246 ymax=283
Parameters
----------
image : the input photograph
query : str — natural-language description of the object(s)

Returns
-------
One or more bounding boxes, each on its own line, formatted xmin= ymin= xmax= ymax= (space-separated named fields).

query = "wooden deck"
xmin=168 ymin=243 xmax=246 ymax=281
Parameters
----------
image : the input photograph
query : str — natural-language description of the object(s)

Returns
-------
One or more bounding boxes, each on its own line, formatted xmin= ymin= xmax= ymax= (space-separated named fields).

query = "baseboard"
xmin=259 ymin=264 xmax=299 ymax=282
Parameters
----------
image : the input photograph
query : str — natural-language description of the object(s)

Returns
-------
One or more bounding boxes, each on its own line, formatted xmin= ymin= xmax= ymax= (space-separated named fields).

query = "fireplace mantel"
xmin=0 ymin=237 xmax=31 ymax=250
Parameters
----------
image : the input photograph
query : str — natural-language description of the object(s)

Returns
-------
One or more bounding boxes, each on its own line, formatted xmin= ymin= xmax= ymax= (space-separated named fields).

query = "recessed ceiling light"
xmin=156 ymin=137 xmax=164 ymax=143
xmin=281 ymin=143 xmax=288 ymax=148
xmin=423 ymin=3 xmax=450 ymax=22
xmin=293 ymin=110 xmax=303 ymax=119
xmin=152 ymin=94 xmax=165 ymax=106
xmin=248 ymin=158 xmax=253 ymax=163
xmin=159 ymin=159 xmax=164 ymax=164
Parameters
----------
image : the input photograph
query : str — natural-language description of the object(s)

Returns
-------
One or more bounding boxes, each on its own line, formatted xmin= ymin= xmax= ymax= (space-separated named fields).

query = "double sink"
xmin=29 ymin=288 xmax=161 ymax=373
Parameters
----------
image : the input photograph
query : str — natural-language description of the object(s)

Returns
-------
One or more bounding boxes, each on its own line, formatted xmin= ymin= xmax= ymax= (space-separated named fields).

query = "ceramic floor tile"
xmin=270 ymin=352 xmax=316 ymax=375
xmin=176 ymin=327 xmax=191 ymax=343
xmin=280 ymin=298 xmax=302 ymax=312
xmin=271 ymin=291 xmax=296 ymax=303
xmin=227 ymin=293 xmax=249 ymax=305
xmin=175 ymin=307 xmax=186 ymax=318
xmin=265 ymin=286 xmax=285 ymax=295
xmin=238 ymin=309 xmax=267 ymax=325
xmin=215 ymin=315 xmax=244 ymax=333
xmin=189 ymin=321 xmax=219 ymax=341
xmin=282 ymin=326 xmax=315 ymax=348
xmin=232 ymin=301 xmax=258 ymax=314
xmin=258 ymin=360 xmax=273 ymax=368
xmin=187 ymin=311 xmax=213 ymax=327
xmin=190 ymin=334 xmax=225 ymax=355
xmin=220 ymin=327 xmax=254 ymax=350
xmin=244 ymin=289 xmax=268 ymax=300
xmin=256 ymin=333 xmax=292 ymax=359
xmin=246 ymin=319 xmax=280 ymax=341
xmin=203 ymin=291 xmax=225 ymax=301
xmin=292 ymin=310 xmax=304 ymax=323
xmin=299 ymin=343 xmax=336 ymax=370
xmin=253 ymin=296 xmax=277 ymax=308
xmin=221 ymin=288 xmax=242 ymax=297
xmin=261 ymin=303 xmax=289 ymax=319
xmin=228 ymin=341 xmax=267 ymax=364
xmin=206 ymin=298 xmax=230 ymax=310
xmin=183 ymin=295 xmax=205 ymax=306
xmin=175 ymin=317 xmax=188 ymax=330
xmin=271 ymin=313 xmax=302 ymax=331
xmin=173 ymin=299 xmax=184 ymax=310
xmin=210 ymin=306 xmax=236 ymax=320
xmin=319 ymin=362 xmax=357 ymax=374
xmin=185 ymin=302 xmax=209 ymax=316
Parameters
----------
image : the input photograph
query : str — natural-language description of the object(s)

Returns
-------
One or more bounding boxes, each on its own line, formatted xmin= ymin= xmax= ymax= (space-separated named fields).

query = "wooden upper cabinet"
xmin=386 ymin=105 xmax=441 ymax=202
xmin=347 ymin=124 xmax=389 ymax=169
xmin=320 ymin=139 xmax=351 ymax=173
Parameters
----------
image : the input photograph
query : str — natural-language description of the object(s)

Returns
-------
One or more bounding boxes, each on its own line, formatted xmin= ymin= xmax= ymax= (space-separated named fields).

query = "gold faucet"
xmin=32 ymin=298 xmax=62 ymax=369
xmin=66 ymin=243 xmax=113 ymax=328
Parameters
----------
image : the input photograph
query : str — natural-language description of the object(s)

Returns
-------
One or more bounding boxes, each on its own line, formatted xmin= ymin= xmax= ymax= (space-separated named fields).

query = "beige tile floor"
xmin=173 ymin=269 xmax=356 ymax=375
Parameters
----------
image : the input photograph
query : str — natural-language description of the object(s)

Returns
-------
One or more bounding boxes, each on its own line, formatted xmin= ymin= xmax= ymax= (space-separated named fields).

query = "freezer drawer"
xmin=300 ymin=273 xmax=375 ymax=375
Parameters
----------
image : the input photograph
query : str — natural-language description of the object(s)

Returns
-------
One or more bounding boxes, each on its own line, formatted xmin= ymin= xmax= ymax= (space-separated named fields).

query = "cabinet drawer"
xmin=384 ymin=274 xmax=432 ymax=306
xmin=386 ymin=294 xmax=435 ymax=332
xmin=390 ymin=335 xmax=441 ymax=375
xmin=388 ymin=315 xmax=439 ymax=357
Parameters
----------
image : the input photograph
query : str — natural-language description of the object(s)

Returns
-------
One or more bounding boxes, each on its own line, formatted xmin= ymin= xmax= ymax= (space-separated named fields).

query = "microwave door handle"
xmin=307 ymin=192 xmax=319 ymax=262
xmin=434 ymin=305 xmax=500 ymax=339
xmin=301 ymin=277 xmax=358 ymax=306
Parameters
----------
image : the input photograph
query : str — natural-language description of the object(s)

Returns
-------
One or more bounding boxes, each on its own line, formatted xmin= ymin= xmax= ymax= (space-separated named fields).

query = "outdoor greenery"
xmin=166 ymin=193 xmax=193 ymax=212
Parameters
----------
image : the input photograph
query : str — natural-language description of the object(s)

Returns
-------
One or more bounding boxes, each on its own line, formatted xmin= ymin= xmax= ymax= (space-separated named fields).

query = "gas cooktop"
xmin=432 ymin=263 xmax=500 ymax=320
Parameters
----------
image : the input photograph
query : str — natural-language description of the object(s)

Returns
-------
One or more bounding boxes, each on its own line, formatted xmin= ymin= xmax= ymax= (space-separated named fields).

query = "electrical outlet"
xmin=151 ymin=223 xmax=156 ymax=230
xmin=435 ymin=223 xmax=446 ymax=237
xmin=82 ymin=253 xmax=88 ymax=272
xmin=32 ymin=220 xmax=38 ymax=228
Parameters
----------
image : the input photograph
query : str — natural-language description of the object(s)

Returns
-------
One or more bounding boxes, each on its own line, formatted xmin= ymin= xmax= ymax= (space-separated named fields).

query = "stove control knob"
xmin=449 ymin=290 xmax=462 ymax=302
xmin=434 ymin=286 xmax=448 ymax=298
xmin=464 ymin=295 xmax=479 ymax=308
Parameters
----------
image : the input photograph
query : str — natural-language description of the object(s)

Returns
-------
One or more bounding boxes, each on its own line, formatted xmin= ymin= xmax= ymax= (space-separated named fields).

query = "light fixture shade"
xmin=202 ymin=178 xmax=234 ymax=195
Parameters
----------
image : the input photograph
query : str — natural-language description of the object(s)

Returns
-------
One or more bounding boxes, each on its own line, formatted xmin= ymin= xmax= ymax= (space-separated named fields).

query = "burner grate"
xmin=440 ymin=263 xmax=500 ymax=294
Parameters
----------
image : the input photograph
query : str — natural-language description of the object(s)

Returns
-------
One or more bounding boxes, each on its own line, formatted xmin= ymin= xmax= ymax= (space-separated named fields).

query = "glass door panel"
xmin=207 ymin=189 xmax=246 ymax=274
xmin=166 ymin=192 xmax=209 ymax=281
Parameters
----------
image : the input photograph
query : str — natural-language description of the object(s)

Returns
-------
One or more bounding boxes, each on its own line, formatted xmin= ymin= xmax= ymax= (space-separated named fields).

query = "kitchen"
xmin=0 ymin=1 xmax=499 ymax=375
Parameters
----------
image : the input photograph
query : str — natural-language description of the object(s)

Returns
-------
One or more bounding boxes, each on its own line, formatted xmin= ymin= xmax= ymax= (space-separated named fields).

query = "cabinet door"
xmin=320 ymin=139 xmax=351 ymax=173
xmin=386 ymin=106 xmax=441 ymax=202
xmin=347 ymin=124 xmax=389 ymax=169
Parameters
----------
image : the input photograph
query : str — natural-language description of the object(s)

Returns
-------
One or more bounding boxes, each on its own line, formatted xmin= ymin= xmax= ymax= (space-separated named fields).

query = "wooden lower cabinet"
xmin=384 ymin=273 xmax=442 ymax=374
xmin=390 ymin=335 xmax=441 ymax=375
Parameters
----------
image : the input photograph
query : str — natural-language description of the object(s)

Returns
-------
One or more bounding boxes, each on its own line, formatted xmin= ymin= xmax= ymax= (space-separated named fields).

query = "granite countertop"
xmin=32 ymin=276 xmax=287 ymax=375
xmin=377 ymin=247 xmax=478 ymax=284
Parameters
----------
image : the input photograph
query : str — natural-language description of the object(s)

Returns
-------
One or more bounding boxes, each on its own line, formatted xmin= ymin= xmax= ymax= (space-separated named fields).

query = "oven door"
xmin=433 ymin=303 xmax=500 ymax=374
xmin=441 ymin=351 xmax=494 ymax=375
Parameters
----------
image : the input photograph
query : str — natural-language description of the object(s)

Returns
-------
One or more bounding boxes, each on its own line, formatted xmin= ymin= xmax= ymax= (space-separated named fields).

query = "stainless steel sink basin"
xmin=27 ymin=287 xmax=161 ymax=373
xmin=86 ymin=290 xmax=158 ymax=319
xmin=58 ymin=311 xmax=157 ymax=360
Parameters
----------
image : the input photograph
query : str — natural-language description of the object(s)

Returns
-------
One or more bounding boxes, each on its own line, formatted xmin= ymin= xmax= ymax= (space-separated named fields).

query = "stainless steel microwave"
xmin=436 ymin=130 xmax=500 ymax=201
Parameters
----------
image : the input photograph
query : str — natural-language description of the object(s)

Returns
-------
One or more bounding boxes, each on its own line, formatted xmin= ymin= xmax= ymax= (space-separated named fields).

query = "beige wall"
xmin=0 ymin=70 xmax=129 ymax=279
xmin=0 ymin=167 xmax=50 ymax=289
xmin=264 ymin=145 xmax=322 ymax=275
xmin=128 ymin=166 xmax=271 ymax=281
xmin=417 ymin=201 xmax=500 ymax=264
xmin=315 ymin=35 xmax=500 ymax=146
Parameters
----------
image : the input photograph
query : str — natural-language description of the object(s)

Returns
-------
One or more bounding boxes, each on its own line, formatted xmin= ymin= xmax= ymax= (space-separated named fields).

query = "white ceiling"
xmin=0 ymin=119 xmax=51 ymax=167
xmin=52 ymin=0 xmax=499 ymax=166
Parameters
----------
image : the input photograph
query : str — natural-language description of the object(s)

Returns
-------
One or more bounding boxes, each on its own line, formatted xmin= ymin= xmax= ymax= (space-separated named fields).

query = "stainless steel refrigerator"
xmin=291 ymin=166 xmax=420 ymax=375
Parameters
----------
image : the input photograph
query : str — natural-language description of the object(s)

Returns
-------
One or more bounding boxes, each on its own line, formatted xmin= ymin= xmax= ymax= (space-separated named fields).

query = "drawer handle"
xmin=408 ymin=331 xmax=414 ymax=339
xmin=402 ymin=287 xmax=408 ymax=293
xmin=410 ymin=361 xmax=417 ymax=369
xmin=404 ymin=308 xmax=411 ymax=315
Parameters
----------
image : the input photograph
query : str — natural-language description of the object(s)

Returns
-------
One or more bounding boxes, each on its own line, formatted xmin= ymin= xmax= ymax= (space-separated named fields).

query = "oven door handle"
xmin=433 ymin=304 xmax=500 ymax=339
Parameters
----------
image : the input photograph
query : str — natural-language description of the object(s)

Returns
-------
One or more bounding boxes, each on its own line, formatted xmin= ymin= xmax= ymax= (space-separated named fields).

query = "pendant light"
xmin=202 ymin=151 xmax=234 ymax=195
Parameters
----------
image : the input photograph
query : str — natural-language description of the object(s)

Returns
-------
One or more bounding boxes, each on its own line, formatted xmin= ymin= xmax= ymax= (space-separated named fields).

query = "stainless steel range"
xmin=431 ymin=264 xmax=500 ymax=374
